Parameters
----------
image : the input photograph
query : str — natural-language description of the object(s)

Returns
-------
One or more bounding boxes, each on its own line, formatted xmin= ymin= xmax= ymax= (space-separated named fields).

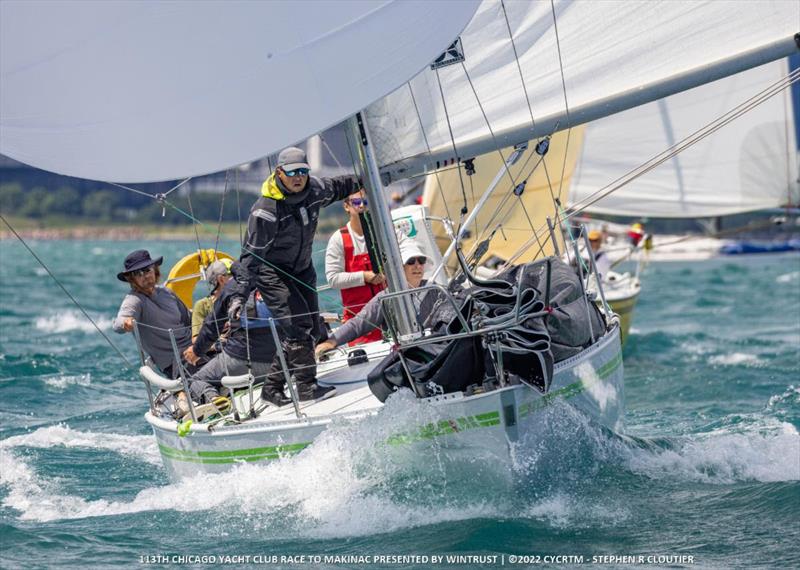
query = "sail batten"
xmin=368 ymin=0 xmax=799 ymax=182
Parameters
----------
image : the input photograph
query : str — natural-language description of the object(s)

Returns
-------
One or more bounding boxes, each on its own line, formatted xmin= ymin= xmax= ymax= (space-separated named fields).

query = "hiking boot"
xmin=261 ymin=389 xmax=291 ymax=407
xmin=298 ymin=384 xmax=336 ymax=402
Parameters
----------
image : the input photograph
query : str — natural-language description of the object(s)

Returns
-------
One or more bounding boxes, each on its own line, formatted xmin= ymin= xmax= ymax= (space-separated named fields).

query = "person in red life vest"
xmin=627 ymin=222 xmax=645 ymax=247
xmin=324 ymin=190 xmax=387 ymax=345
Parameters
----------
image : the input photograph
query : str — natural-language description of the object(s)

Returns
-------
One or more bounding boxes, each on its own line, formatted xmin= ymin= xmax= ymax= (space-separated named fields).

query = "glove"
xmin=227 ymin=298 xmax=243 ymax=322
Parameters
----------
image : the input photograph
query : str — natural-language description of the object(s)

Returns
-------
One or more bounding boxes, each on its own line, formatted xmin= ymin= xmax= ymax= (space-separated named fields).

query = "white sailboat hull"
xmin=146 ymin=327 xmax=623 ymax=481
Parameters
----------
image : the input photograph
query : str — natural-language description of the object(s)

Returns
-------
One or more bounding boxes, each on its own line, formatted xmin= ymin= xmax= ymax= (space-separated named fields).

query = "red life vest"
xmin=340 ymin=226 xmax=385 ymax=345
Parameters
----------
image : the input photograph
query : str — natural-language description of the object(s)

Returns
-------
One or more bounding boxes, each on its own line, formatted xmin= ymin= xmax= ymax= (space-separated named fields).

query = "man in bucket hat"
xmin=238 ymin=146 xmax=359 ymax=406
xmin=113 ymin=249 xmax=194 ymax=379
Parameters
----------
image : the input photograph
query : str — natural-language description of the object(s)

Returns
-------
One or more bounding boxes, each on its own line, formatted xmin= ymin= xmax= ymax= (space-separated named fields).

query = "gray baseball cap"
xmin=277 ymin=146 xmax=310 ymax=171
xmin=206 ymin=260 xmax=232 ymax=291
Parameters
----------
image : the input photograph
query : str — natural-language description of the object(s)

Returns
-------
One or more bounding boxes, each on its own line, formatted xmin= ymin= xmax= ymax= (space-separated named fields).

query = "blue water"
xmin=1 ymin=240 xmax=799 ymax=569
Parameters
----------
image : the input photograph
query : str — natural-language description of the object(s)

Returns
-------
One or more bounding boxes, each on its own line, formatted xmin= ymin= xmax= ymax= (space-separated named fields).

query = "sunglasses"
xmin=404 ymin=256 xmax=427 ymax=266
xmin=129 ymin=265 xmax=155 ymax=277
xmin=283 ymin=168 xmax=309 ymax=177
xmin=348 ymin=198 xmax=368 ymax=207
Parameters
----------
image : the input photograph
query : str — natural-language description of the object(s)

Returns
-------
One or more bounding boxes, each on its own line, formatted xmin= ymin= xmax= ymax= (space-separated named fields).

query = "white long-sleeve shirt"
xmin=325 ymin=222 xmax=368 ymax=290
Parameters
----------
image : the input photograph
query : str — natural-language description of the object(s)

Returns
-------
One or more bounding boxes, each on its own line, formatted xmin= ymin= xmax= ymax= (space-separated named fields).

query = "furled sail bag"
xmin=367 ymin=256 xmax=606 ymax=402
xmin=495 ymin=256 xmax=607 ymax=362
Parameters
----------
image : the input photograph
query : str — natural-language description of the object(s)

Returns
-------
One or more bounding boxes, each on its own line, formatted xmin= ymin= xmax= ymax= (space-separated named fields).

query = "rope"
xmin=1 ymin=214 xmax=133 ymax=367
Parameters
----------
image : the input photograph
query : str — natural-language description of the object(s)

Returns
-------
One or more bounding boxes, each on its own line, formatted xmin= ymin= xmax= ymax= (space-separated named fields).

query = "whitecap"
xmin=708 ymin=352 xmax=763 ymax=366
xmin=1 ymin=425 xmax=160 ymax=465
xmin=627 ymin=420 xmax=800 ymax=484
xmin=775 ymin=271 xmax=799 ymax=283
xmin=34 ymin=311 xmax=112 ymax=333
xmin=43 ymin=373 xmax=92 ymax=390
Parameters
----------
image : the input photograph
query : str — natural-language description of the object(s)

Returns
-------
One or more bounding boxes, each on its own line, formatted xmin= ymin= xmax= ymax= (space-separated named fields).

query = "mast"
xmin=348 ymin=113 xmax=420 ymax=339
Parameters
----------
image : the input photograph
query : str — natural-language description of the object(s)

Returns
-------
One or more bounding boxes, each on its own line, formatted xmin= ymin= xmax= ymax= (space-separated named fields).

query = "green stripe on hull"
xmin=158 ymin=351 xmax=622 ymax=466
xmin=519 ymin=352 xmax=622 ymax=418
xmin=158 ymin=442 xmax=309 ymax=465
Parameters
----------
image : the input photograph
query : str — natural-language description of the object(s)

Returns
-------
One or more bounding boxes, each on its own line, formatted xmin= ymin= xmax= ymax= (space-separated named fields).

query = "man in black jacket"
xmin=239 ymin=146 xmax=359 ymax=406
xmin=184 ymin=261 xmax=277 ymax=405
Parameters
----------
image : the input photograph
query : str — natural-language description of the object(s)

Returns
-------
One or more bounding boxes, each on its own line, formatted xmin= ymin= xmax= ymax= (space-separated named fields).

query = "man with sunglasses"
xmin=324 ymin=189 xmax=387 ymax=345
xmin=315 ymin=242 xmax=431 ymax=357
xmin=239 ymin=146 xmax=359 ymax=406
xmin=113 ymin=249 xmax=194 ymax=379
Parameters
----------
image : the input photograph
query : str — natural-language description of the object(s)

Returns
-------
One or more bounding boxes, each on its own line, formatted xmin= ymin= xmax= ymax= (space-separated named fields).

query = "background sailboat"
xmin=569 ymin=58 xmax=799 ymax=219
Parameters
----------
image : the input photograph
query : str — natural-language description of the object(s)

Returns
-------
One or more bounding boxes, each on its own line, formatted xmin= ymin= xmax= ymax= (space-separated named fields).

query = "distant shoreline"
xmin=0 ymin=221 xmax=340 ymax=242
xmin=0 ymin=226 xmax=200 ymax=241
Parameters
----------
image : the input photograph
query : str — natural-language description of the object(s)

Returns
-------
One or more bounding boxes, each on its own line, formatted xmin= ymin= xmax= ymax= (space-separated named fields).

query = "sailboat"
xmin=569 ymin=56 xmax=800 ymax=261
xmin=2 ymin=1 xmax=797 ymax=480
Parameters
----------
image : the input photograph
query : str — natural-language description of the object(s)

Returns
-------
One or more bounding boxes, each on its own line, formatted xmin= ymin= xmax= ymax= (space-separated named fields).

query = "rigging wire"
xmin=433 ymin=67 xmax=470 ymax=224
xmin=568 ymin=68 xmax=800 ymax=216
xmin=407 ymin=82 xmax=456 ymax=224
xmin=213 ymin=170 xmax=230 ymax=256
xmin=500 ymin=69 xmax=800 ymax=269
xmin=549 ymin=0 xmax=574 ymax=208
xmin=1 ymin=213 xmax=133 ymax=367
xmin=185 ymin=186 xmax=204 ymax=254
xmin=500 ymin=0 xmax=537 ymax=136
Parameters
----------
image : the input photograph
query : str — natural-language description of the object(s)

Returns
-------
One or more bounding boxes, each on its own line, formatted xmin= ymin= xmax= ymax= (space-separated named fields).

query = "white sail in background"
xmin=568 ymin=59 xmax=799 ymax=218
xmin=0 ymin=0 xmax=480 ymax=183
xmin=367 ymin=0 xmax=799 ymax=182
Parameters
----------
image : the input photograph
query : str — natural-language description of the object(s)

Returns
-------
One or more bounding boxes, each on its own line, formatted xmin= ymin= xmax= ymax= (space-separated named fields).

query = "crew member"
xmin=239 ymin=146 xmax=359 ymax=406
xmin=324 ymin=189 xmax=386 ymax=345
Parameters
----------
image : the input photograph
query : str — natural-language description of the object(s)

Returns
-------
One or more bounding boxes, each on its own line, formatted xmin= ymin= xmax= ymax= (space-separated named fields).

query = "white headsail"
xmin=568 ymin=59 xmax=799 ymax=218
xmin=367 ymin=0 xmax=799 ymax=182
xmin=0 ymin=0 xmax=480 ymax=183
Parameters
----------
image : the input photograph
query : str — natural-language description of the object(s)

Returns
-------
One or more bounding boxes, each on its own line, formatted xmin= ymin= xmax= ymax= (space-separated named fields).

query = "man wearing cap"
xmin=182 ymin=260 xmax=277 ymax=407
xmin=113 ymin=249 xmax=193 ymax=378
xmin=315 ymin=242 xmax=432 ymax=357
xmin=324 ymin=188 xmax=387 ymax=345
xmin=239 ymin=146 xmax=359 ymax=405
xmin=192 ymin=259 xmax=233 ymax=343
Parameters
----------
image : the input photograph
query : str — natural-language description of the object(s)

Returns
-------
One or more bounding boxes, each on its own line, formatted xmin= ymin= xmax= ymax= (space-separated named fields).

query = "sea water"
xmin=1 ymin=239 xmax=798 ymax=569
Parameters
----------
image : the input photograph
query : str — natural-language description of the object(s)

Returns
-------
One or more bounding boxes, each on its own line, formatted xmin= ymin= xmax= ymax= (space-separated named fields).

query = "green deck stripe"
xmin=160 ymin=352 xmax=622 ymax=464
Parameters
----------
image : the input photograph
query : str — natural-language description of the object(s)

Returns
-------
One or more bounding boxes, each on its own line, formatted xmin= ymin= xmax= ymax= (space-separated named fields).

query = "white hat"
xmin=399 ymin=241 xmax=427 ymax=264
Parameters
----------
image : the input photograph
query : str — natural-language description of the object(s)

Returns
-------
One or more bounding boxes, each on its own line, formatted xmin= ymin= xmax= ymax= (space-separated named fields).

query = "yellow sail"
xmin=422 ymin=128 xmax=584 ymax=271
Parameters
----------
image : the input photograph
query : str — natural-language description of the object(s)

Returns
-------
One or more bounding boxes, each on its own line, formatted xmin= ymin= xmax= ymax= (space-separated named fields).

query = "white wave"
xmin=34 ymin=267 xmax=48 ymax=277
xmin=767 ymin=385 xmax=800 ymax=410
xmin=1 ymin=425 xmax=160 ymax=465
xmin=43 ymin=373 xmax=92 ymax=390
xmin=522 ymin=494 xmax=629 ymax=529
xmin=91 ymin=247 xmax=105 ymax=255
xmin=0 ymin=395 xmax=508 ymax=530
xmin=775 ymin=271 xmax=799 ymax=283
xmin=34 ymin=311 xmax=112 ymax=333
xmin=708 ymin=352 xmax=763 ymax=366
xmin=628 ymin=420 xmax=800 ymax=484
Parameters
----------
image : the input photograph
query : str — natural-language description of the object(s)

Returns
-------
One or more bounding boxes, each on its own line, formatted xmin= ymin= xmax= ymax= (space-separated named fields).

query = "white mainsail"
xmin=367 ymin=0 xmax=799 ymax=182
xmin=0 ymin=0 xmax=480 ymax=183
xmin=568 ymin=59 xmax=800 ymax=218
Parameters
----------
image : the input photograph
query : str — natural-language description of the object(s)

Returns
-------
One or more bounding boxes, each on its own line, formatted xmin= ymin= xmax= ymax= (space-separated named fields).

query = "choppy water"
xmin=1 ymin=240 xmax=798 ymax=569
